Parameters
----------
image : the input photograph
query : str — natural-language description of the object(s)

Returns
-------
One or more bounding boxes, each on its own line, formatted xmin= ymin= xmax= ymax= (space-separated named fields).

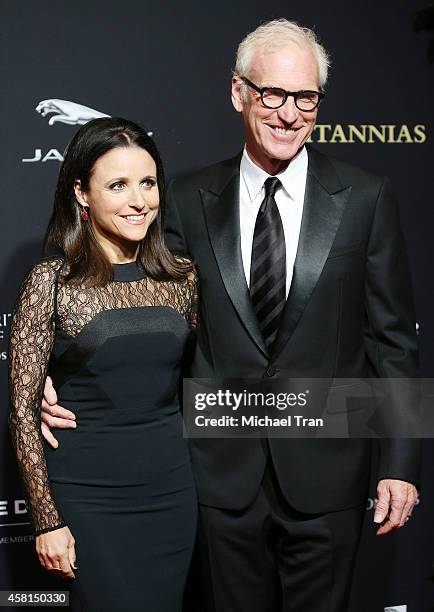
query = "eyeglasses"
xmin=240 ymin=77 xmax=324 ymax=112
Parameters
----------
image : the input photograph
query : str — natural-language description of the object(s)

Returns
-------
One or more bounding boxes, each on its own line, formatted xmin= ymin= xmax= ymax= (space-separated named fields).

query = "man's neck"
xmin=245 ymin=146 xmax=303 ymax=176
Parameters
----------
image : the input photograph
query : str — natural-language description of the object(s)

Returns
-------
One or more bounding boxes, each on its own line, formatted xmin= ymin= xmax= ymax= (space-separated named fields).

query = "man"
xmin=42 ymin=19 xmax=420 ymax=612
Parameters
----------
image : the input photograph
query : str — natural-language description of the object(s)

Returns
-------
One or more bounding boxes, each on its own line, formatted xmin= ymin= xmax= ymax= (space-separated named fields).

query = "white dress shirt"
xmin=239 ymin=147 xmax=308 ymax=296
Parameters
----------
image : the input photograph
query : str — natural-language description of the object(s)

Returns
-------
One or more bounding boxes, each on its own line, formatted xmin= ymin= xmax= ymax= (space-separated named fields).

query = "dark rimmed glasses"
xmin=240 ymin=77 xmax=324 ymax=112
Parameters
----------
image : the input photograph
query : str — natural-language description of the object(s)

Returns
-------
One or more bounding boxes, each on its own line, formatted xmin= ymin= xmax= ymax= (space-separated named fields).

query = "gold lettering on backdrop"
xmin=367 ymin=125 xmax=387 ymax=144
xmin=414 ymin=125 xmax=426 ymax=143
xmin=386 ymin=125 xmax=397 ymax=143
xmin=347 ymin=125 xmax=367 ymax=143
xmin=308 ymin=125 xmax=428 ymax=143
xmin=313 ymin=124 xmax=332 ymax=143
xmin=329 ymin=125 xmax=348 ymax=143
xmin=396 ymin=125 xmax=413 ymax=143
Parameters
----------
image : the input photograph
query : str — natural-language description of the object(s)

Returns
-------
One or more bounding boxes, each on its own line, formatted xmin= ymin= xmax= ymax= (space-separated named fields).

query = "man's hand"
xmin=41 ymin=376 xmax=77 ymax=449
xmin=374 ymin=479 xmax=418 ymax=536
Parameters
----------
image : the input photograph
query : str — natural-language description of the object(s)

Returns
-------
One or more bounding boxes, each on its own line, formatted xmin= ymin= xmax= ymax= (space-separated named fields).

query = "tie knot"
xmin=264 ymin=177 xmax=281 ymax=198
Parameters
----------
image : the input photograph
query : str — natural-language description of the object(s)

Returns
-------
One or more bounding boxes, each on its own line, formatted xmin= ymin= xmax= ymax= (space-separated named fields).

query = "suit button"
xmin=265 ymin=366 xmax=277 ymax=377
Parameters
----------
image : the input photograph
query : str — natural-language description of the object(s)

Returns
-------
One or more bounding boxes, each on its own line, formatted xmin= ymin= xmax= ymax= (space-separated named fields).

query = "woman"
xmin=8 ymin=117 xmax=198 ymax=611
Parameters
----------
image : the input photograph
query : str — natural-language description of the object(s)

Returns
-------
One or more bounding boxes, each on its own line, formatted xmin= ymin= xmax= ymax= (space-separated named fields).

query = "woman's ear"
xmin=74 ymin=179 xmax=89 ymax=208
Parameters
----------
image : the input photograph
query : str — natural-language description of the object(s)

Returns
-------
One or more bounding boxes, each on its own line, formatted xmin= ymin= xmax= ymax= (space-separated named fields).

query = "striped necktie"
xmin=250 ymin=177 xmax=286 ymax=349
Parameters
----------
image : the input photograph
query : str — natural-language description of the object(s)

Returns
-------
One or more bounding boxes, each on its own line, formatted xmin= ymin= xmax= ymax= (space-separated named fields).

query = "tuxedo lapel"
xmin=271 ymin=147 xmax=352 ymax=358
xmin=201 ymin=157 xmax=268 ymax=358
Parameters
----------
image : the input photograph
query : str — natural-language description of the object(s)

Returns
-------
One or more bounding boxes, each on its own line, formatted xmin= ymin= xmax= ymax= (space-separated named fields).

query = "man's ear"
xmin=231 ymin=76 xmax=244 ymax=113
xmin=74 ymin=179 xmax=89 ymax=208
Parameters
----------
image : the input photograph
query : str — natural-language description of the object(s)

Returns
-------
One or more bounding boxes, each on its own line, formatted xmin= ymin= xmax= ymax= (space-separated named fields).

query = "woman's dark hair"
xmin=44 ymin=117 xmax=191 ymax=285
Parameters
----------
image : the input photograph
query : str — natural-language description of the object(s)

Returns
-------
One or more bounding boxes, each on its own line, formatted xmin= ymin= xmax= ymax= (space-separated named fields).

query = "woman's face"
xmin=74 ymin=145 xmax=159 ymax=260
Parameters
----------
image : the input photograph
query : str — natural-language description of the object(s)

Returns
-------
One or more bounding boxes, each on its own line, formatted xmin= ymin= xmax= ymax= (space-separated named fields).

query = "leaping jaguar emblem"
xmin=36 ymin=99 xmax=110 ymax=126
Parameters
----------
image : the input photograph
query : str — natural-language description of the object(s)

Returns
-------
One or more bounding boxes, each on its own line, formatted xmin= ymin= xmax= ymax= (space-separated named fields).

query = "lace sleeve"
xmin=186 ymin=266 xmax=199 ymax=330
xmin=8 ymin=258 xmax=66 ymax=536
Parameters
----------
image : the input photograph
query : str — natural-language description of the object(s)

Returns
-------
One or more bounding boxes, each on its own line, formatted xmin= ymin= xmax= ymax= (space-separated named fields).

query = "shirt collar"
xmin=240 ymin=146 xmax=308 ymax=203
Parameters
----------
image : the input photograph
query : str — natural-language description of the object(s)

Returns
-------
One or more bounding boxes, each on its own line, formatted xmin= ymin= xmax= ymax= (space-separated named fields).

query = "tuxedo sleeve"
xmin=364 ymin=176 xmax=422 ymax=488
xmin=164 ymin=179 xmax=190 ymax=256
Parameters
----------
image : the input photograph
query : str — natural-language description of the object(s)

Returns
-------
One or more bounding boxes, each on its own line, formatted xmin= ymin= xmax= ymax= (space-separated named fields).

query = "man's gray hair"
xmin=234 ymin=18 xmax=331 ymax=90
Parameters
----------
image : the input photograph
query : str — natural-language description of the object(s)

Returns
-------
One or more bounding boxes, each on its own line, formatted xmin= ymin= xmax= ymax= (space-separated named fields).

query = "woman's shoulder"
xmin=173 ymin=256 xmax=197 ymax=283
xmin=13 ymin=256 xmax=66 ymax=316
xmin=22 ymin=255 xmax=66 ymax=287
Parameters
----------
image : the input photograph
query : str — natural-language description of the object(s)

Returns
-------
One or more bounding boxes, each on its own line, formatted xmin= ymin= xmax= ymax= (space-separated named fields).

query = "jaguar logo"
xmin=35 ymin=99 xmax=110 ymax=126
xmin=384 ymin=606 xmax=407 ymax=611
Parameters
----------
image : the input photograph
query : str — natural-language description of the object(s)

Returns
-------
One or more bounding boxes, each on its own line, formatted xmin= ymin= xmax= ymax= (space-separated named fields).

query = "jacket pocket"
xmin=327 ymin=243 xmax=361 ymax=260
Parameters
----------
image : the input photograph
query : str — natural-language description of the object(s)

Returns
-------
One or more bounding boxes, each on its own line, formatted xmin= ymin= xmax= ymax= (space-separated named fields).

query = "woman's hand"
xmin=36 ymin=526 xmax=77 ymax=579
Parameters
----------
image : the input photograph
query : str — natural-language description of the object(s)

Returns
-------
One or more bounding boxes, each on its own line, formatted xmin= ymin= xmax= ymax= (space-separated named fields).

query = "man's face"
xmin=232 ymin=42 xmax=320 ymax=174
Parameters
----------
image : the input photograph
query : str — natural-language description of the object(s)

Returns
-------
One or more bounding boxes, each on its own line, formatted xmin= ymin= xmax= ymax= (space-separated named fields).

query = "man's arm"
xmin=364 ymin=176 xmax=422 ymax=534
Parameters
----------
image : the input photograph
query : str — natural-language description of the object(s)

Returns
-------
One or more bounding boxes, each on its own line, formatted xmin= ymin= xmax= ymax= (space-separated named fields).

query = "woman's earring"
xmin=81 ymin=207 xmax=89 ymax=221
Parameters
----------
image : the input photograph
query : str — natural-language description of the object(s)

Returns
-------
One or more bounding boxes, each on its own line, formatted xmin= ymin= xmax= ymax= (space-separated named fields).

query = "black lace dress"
xmin=9 ymin=257 xmax=198 ymax=611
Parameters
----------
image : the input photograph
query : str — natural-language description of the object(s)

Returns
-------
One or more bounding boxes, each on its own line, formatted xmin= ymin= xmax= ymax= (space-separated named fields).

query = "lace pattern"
xmin=56 ymin=264 xmax=198 ymax=337
xmin=8 ymin=256 xmax=198 ymax=535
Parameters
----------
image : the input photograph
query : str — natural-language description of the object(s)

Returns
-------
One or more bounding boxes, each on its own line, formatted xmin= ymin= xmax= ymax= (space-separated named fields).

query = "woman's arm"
xmin=8 ymin=258 xmax=77 ymax=578
xmin=9 ymin=259 xmax=64 ymax=534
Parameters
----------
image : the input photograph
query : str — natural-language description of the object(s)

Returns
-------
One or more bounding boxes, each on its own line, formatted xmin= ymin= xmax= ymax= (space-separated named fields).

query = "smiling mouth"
xmin=121 ymin=214 xmax=146 ymax=225
xmin=268 ymin=124 xmax=301 ymax=135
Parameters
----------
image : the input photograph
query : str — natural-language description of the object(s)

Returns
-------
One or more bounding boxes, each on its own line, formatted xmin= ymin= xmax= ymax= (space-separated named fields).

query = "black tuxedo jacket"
xmin=165 ymin=145 xmax=421 ymax=514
